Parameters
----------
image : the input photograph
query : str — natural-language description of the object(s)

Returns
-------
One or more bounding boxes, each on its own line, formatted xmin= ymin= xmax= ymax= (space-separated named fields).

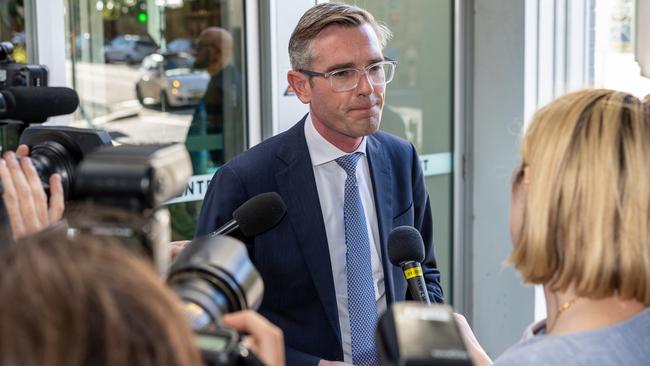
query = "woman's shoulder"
xmin=494 ymin=308 xmax=650 ymax=366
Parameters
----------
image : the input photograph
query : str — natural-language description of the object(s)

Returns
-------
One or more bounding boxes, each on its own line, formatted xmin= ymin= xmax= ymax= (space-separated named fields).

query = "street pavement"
xmin=68 ymin=61 xmax=193 ymax=145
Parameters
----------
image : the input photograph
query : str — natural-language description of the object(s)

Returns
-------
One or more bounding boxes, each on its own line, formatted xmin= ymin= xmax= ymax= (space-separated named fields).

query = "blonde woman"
xmin=459 ymin=89 xmax=650 ymax=366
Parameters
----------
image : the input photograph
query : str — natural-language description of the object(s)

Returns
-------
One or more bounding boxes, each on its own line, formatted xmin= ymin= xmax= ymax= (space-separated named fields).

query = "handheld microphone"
xmin=208 ymin=192 xmax=287 ymax=240
xmin=0 ymin=87 xmax=79 ymax=123
xmin=388 ymin=226 xmax=430 ymax=304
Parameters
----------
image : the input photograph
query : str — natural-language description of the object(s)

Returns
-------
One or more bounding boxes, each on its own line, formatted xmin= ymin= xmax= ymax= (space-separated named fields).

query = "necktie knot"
xmin=336 ymin=153 xmax=362 ymax=177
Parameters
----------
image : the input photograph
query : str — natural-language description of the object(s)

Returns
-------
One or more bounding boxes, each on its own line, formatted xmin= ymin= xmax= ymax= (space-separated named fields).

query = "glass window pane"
xmin=0 ymin=1 xmax=28 ymax=66
xmin=0 ymin=0 xmax=29 ymax=151
xmin=342 ymin=0 xmax=454 ymax=301
xmin=595 ymin=0 xmax=650 ymax=98
xmin=64 ymin=0 xmax=247 ymax=240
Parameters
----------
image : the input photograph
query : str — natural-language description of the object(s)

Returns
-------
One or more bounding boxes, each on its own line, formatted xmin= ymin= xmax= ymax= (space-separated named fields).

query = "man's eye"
xmin=331 ymin=70 xmax=354 ymax=79
xmin=368 ymin=65 xmax=384 ymax=75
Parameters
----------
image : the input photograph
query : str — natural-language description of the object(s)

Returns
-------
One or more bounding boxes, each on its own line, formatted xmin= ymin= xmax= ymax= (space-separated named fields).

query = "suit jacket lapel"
xmin=274 ymin=119 xmax=342 ymax=347
xmin=366 ymin=135 xmax=397 ymax=303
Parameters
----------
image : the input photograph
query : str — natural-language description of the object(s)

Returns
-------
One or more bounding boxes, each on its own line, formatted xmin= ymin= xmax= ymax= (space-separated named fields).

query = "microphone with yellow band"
xmin=387 ymin=226 xmax=431 ymax=304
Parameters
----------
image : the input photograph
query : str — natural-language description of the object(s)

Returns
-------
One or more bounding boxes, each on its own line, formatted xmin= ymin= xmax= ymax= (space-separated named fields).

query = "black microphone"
xmin=0 ymin=86 xmax=79 ymax=123
xmin=208 ymin=192 xmax=287 ymax=240
xmin=388 ymin=226 xmax=430 ymax=304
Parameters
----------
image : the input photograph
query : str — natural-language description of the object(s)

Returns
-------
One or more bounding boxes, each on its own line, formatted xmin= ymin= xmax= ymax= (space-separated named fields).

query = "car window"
xmin=137 ymin=40 xmax=155 ymax=48
xmin=113 ymin=38 xmax=128 ymax=46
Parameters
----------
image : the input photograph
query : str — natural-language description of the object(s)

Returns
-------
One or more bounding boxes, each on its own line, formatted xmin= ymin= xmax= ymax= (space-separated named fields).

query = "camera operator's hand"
xmin=453 ymin=313 xmax=492 ymax=366
xmin=0 ymin=145 xmax=64 ymax=239
xmin=222 ymin=310 xmax=285 ymax=366
xmin=170 ymin=240 xmax=191 ymax=260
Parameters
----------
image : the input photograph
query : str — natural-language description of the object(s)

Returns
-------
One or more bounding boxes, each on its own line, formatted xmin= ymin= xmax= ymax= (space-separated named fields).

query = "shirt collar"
xmin=304 ymin=113 xmax=367 ymax=167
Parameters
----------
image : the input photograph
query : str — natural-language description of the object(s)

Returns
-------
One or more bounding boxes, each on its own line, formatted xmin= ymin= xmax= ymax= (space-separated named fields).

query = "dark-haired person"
xmin=458 ymin=89 xmax=650 ymax=366
xmin=0 ymin=232 xmax=285 ymax=366
xmin=187 ymin=26 xmax=243 ymax=171
xmin=195 ymin=3 xmax=443 ymax=365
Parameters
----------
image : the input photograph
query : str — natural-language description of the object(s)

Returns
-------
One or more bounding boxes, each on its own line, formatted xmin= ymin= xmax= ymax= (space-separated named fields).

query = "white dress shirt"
xmin=304 ymin=114 xmax=387 ymax=364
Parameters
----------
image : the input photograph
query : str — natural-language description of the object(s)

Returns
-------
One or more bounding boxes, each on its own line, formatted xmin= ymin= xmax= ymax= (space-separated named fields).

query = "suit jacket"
xmin=195 ymin=115 xmax=443 ymax=365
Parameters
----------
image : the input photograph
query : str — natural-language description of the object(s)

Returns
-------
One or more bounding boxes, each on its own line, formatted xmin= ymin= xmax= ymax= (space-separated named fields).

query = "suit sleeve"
xmin=195 ymin=164 xmax=249 ymax=238
xmin=285 ymin=346 xmax=322 ymax=366
xmin=410 ymin=143 xmax=444 ymax=304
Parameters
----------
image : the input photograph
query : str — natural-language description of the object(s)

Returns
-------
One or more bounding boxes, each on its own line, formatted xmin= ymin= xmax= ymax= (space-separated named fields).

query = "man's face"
xmin=305 ymin=24 xmax=386 ymax=145
xmin=193 ymin=33 xmax=220 ymax=70
xmin=193 ymin=41 xmax=214 ymax=69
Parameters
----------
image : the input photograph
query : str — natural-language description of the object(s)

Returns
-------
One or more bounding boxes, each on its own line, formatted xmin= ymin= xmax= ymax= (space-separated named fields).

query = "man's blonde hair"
xmin=288 ymin=2 xmax=392 ymax=70
xmin=510 ymin=89 xmax=650 ymax=305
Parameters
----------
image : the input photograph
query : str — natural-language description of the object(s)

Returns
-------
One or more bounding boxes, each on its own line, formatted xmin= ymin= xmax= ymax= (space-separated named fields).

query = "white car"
xmin=135 ymin=52 xmax=209 ymax=108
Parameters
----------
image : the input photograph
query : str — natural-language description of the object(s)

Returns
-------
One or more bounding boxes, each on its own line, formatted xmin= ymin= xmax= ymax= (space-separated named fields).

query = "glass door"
xmin=64 ymin=0 xmax=248 ymax=239
xmin=342 ymin=0 xmax=455 ymax=300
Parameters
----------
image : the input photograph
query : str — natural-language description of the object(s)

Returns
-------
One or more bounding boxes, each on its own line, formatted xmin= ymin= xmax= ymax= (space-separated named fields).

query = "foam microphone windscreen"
xmin=388 ymin=226 xmax=426 ymax=265
xmin=2 ymin=87 xmax=79 ymax=123
xmin=232 ymin=192 xmax=287 ymax=237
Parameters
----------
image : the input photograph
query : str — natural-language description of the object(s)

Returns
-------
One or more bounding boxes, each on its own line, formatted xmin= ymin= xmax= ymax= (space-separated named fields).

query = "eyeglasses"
xmin=298 ymin=59 xmax=398 ymax=92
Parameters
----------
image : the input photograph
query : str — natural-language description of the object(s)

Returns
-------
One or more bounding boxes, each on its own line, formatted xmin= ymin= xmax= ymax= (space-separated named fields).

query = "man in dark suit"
xmin=196 ymin=3 xmax=443 ymax=366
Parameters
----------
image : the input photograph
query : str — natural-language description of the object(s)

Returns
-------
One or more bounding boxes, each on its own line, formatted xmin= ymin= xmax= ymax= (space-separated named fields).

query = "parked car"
xmin=104 ymin=35 xmax=157 ymax=64
xmin=165 ymin=38 xmax=196 ymax=55
xmin=135 ymin=52 xmax=209 ymax=108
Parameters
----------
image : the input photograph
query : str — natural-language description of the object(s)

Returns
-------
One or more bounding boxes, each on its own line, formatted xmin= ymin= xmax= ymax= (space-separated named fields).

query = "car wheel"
xmin=160 ymin=91 xmax=171 ymax=111
xmin=135 ymin=85 xmax=144 ymax=105
xmin=125 ymin=55 xmax=134 ymax=65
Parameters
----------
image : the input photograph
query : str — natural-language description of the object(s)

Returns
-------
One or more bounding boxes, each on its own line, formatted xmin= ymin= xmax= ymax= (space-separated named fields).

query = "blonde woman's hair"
xmin=288 ymin=2 xmax=392 ymax=70
xmin=509 ymin=89 xmax=650 ymax=305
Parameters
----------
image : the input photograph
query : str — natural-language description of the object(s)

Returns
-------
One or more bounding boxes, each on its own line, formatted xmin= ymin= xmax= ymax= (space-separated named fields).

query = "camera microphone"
xmin=208 ymin=192 xmax=287 ymax=240
xmin=0 ymin=87 xmax=79 ymax=123
xmin=388 ymin=226 xmax=430 ymax=304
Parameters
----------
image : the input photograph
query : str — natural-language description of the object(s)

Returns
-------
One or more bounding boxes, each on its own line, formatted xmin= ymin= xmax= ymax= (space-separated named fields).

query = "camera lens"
xmin=29 ymin=140 xmax=78 ymax=199
xmin=167 ymin=235 xmax=263 ymax=331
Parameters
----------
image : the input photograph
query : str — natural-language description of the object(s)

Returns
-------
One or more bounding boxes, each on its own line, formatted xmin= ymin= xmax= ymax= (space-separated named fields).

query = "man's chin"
xmin=352 ymin=117 xmax=381 ymax=136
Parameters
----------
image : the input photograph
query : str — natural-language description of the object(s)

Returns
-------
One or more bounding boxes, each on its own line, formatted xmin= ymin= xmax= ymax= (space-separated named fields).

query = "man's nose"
xmin=356 ymin=70 xmax=374 ymax=95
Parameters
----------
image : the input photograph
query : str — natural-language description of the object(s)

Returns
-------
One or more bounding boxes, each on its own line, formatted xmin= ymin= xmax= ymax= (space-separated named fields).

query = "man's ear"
xmin=287 ymin=70 xmax=311 ymax=104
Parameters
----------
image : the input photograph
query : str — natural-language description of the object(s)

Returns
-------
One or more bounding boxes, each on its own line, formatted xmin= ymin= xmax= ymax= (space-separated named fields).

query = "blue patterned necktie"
xmin=335 ymin=153 xmax=380 ymax=366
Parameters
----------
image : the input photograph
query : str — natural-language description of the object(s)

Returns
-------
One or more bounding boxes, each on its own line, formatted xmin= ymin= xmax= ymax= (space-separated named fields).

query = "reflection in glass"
xmin=342 ymin=0 xmax=454 ymax=300
xmin=64 ymin=0 xmax=247 ymax=239
xmin=0 ymin=0 xmax=27 ymax=63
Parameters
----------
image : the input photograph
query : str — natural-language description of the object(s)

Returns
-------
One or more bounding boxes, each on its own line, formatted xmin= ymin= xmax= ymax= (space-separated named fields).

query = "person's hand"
xmin=0 ymin=145 xmax=64 ymax=239
xmin=318 ymin=361 xmax=353 ymax=366
xmin=170 ymin=240 xmax=191 ymax=260
xmin=453 ymin=313 xmax=492 ymax=366
xmin=222 ymin=310 xmax=285 ymax=366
